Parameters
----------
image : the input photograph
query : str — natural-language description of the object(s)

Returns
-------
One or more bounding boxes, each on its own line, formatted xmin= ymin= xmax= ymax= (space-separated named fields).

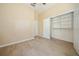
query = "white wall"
xmin=74 ymin=8 xmax=79 ymax=54
xmin=43 ymin=18 xmax=50 ymax=39
xmin=0 ymin=4 xmax=35 ymax=46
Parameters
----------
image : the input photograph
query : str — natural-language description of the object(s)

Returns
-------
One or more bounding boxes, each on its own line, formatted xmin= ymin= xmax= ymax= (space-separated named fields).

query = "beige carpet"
xmin=0 ymin=36 xmax=78 ymax=56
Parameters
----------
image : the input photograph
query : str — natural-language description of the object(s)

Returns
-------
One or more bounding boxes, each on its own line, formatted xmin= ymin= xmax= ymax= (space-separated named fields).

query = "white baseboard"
xmin=0 ymin=37 xmax=34 ymax=48
xmin=39 ymin=34 xmax=73 ymax=43
xmin=38 ymin=34 xmax=50 ymax=39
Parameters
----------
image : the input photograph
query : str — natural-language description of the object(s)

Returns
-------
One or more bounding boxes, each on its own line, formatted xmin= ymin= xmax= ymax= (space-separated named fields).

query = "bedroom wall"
xmin=0 ymin=4 xmax=35 ymax=45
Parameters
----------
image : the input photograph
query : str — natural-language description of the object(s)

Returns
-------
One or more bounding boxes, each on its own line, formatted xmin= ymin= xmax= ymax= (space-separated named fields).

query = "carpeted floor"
xmin=0 ymin=36 xmax=78 ymax=56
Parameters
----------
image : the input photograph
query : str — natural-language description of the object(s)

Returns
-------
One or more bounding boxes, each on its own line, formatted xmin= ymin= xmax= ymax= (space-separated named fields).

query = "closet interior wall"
xmin=50 ymin=12 xmax=73 ymax=42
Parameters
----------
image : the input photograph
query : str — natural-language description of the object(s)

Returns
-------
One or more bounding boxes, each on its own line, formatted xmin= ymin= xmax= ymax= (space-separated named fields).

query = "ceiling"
xmin=27 ymin=3 xmax=57 ymax=14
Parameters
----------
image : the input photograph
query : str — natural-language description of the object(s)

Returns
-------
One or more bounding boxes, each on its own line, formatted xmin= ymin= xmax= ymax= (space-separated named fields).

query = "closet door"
xmin=74 ymin=9 xmax=79 ymax=54
xmin=51 ymin=12 xmax=73 ymax=42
